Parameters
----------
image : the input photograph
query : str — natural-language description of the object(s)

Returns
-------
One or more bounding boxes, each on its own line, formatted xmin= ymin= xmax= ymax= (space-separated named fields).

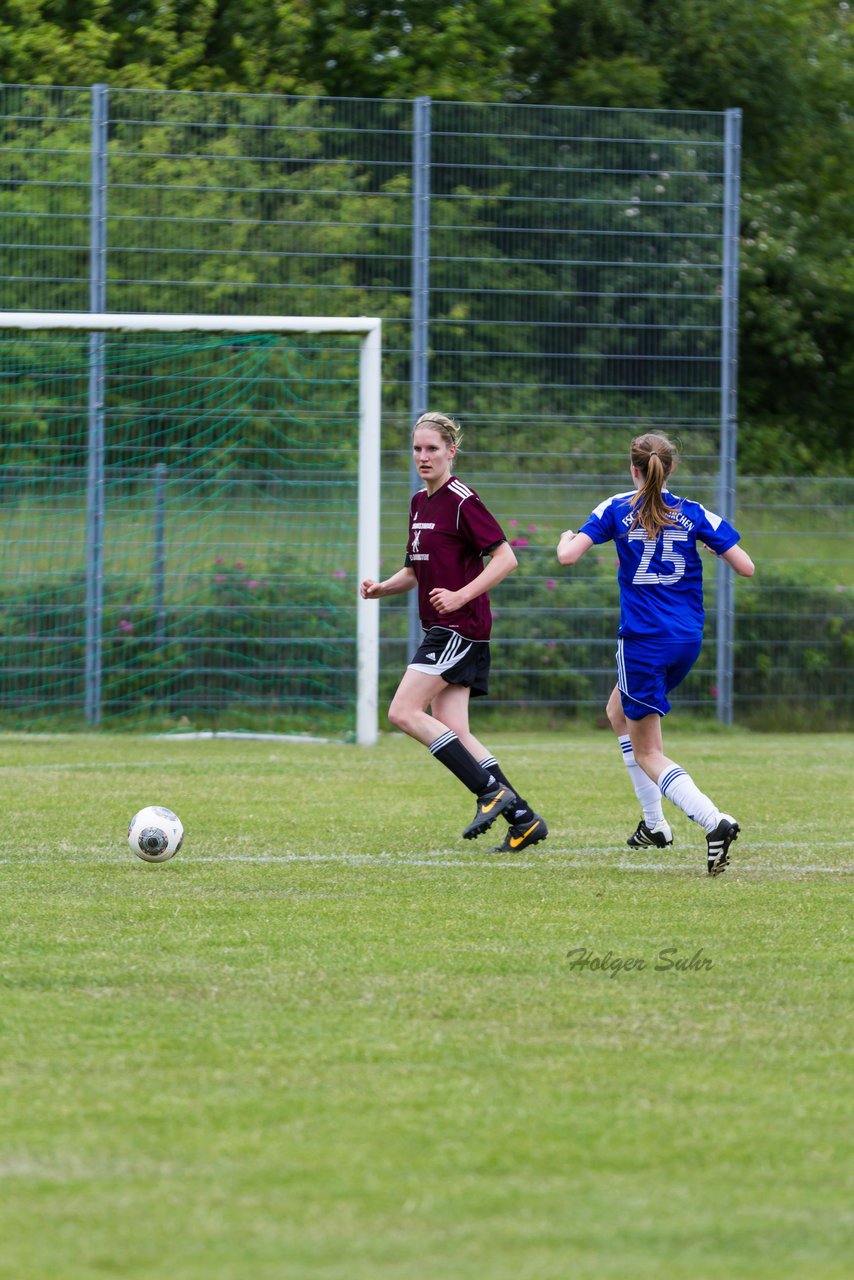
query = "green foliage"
xmin=0 ymin=328 xmax=362 ymax=472
xmin=302 ymin=0 xmax=554 ymax=101
xmin=376 ymin=525 xmax=852 ymax=730
xmin=0 ymin=561 xmax=356 ymax=732
xmin=733 ymin=564 xmax=853 ymax=727
xmin=0 ymin=0 xmax=319 ymax=93
xmin=1 ymin=1 xmax=852 ymax=471
xmin=739 ymin=185 xmax=854 ymax=474
xmin=511 ymin=0 xmax=854 ymax=473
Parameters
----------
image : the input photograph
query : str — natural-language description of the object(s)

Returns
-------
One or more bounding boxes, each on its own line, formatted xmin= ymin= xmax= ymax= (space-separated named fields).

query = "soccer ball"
xmin=128 ymin=805 xmax=184 ymax=863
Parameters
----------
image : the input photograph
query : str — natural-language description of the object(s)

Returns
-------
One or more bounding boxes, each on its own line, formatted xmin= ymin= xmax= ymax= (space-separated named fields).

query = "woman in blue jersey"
xmin=557 ymin=432 xmax=754 ymax=875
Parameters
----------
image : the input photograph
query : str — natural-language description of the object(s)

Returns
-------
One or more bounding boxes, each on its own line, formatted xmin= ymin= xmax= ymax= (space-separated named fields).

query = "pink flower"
xmin=710 ymin=685 xmax=718 ymax=699
xmin=215 ymin=556 xmax=225 ymax=565
xmin=214 ymin=574 xmax=225 ymax=584
xmin=333 ymin=569 xmax=347 ymax=579
xmin=527 ymin=523 xmax=538 ymax=534
xmin=247 ymin=579 xmax=259 ymax=589
xmin=545 ymin=578 xmax=556 ymax=590
xmin=234 ymin=560 xmax=245 ymax=571
xmin=510 ymin=536 xmax=529 ymax=548
xmin=547 ymin=641 xmax=557 ymax=650
xmin=509 ymin=519 xmax=518 ymax=527
xmin=118 ymin=619 xmax=133 ymax=634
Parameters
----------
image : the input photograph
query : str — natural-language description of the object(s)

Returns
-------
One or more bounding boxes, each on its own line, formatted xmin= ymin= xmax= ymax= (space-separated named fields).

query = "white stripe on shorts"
xmin=408 ymin=630 xmax=473 ymax=678
xmin=616 ymin=635 xmax=667 ymax=716
xmin=616 ymin=637 xmax=628 ymax=693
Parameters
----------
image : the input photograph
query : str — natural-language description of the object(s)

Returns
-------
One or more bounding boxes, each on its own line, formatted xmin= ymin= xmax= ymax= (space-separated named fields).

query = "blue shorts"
xmin=616 ymin=634 xmax=702 ymax=720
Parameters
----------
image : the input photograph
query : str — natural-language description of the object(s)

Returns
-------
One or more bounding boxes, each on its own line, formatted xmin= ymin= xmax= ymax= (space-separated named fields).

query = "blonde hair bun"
xmin=413 ymin=412 xmax=462 ymax=451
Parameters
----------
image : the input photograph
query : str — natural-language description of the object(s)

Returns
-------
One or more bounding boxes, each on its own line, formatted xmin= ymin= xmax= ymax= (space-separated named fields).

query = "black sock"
xmin=429 ymin=731 xmax=495 ymax=796
xmin=480 ymin=756 xmax=535 ymax=825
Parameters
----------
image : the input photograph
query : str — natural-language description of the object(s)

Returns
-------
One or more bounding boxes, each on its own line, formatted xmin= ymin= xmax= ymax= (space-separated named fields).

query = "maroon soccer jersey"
xmin=405 ymin=476 xmax=506 ymax=640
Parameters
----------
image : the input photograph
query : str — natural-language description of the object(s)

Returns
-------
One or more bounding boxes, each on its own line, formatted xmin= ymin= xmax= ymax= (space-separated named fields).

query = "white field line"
xmin=2 ymin=851 xmax=850 ymax=873
xmin=193 ymin=855 xmax=852 ymax=873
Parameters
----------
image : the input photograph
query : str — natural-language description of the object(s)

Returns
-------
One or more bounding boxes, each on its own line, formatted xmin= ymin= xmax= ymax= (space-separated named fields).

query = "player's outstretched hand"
xmin=360 ymin=579 xmax=383 ymax=599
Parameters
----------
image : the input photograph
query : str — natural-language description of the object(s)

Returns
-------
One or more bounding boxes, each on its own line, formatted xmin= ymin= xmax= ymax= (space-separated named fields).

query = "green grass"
xmin=741 ymin=529 xmax=853 ymax=586
xmin=5 ymin=480 xmax=852 ymax=587
xmin=1 ymin=495 xmax=361 ymax=587
xmin=0 ymin=729 xmax=851 ymax=1280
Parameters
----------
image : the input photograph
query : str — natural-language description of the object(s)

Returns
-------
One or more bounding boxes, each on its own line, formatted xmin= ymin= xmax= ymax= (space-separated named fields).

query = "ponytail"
xmin=628 ymin=433 xmax=678 ymax=540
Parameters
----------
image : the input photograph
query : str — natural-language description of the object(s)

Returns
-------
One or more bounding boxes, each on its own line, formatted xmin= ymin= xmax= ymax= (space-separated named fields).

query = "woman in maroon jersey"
xmin=360 ymin=412 xmax=548 ymax=850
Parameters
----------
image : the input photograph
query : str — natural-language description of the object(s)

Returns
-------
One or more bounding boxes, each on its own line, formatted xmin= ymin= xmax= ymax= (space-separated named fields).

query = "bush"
xmin=0 ymin=557 xmax=356 ymax=732
xmin=733 ymin=565 xmax=853 ymax=728
xmin=0 ymin=550 xmax=849 ymax=730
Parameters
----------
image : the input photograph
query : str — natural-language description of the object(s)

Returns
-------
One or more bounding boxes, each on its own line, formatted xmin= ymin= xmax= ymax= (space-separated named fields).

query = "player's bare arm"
xmin=429 ymin=539 xmax=517 ymax=616
xmin=699 ymin=542 xmax=755 ymax=577
xmin=720 ymin=544 xmax=755 ymax=576
xmin=557 ymin=529 xmax=593 ymax=565
xmin=360 ymin=566 xmax=417 ymax=600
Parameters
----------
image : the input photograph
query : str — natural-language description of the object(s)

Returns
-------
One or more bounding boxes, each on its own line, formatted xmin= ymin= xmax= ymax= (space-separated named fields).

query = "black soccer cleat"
xmin=627 ymin=818 xmax=673 ymax=850
xmin=492 ymin=814 xmax=549 ymax=853
xmin=462 ymin=786 xmax=517 ymax=840
xmin=707 ymin=814 xmax=740 ymax=876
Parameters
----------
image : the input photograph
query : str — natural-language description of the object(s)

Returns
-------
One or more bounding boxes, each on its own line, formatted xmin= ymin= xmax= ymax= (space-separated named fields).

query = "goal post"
xmin=0 ymin=311 xmax=382 ymax=745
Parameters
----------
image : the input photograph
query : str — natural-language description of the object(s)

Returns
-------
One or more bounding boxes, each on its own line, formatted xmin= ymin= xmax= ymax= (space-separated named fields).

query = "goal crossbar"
xmin=0 ymin=311 xmax=380 ymax=336
xmin=0 ymin=311 xmax=382 ymax=745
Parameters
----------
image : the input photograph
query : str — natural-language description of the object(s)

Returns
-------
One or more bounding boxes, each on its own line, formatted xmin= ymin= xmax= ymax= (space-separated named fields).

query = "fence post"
xmin=408 ymin=95 xmax=431 ymax=657
xmin=153 ymin=463 xmax=168 ymax=648
xmin=84 ymin=83 xmax=109 ymax=726
xmin=715 ymin=108 xmax=742 ymax=726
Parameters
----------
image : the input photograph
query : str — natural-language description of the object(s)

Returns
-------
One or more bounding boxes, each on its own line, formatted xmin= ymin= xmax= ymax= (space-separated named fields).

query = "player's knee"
xmin=605 ymin=691 xmax=624 ymax=732
xmin=387 ymin=700 xmax=403 ymax=729
xmin=387 ymin=698 xmax=411 ymax=732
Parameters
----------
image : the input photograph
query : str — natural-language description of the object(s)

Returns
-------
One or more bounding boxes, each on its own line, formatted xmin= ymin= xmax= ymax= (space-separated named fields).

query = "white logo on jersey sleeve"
xmin=591 ymin=490 xmax=634 ymax=520
xmin=698 ymin=504 xmax=724 ymax=531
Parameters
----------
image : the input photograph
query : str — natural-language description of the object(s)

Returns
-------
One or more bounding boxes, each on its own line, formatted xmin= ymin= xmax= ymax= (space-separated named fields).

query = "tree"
xmin=1 ymin=0 xmax=851 ymax=471
xmin=0 ymin=0 xmax=319 ymax=92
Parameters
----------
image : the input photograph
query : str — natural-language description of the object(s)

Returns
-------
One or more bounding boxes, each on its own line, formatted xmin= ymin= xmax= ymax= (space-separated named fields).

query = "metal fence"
xmin=1 ymin=84 xmax=850 ymax=729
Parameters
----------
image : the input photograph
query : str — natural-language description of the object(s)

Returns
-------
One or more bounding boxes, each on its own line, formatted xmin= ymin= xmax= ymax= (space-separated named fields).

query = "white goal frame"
xmin=0 ymin=311 xmax=382 ymax=745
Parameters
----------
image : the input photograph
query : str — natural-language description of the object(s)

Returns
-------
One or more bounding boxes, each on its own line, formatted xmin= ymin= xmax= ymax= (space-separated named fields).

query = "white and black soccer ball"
xmin=128 ymin=806 xmax=184 ymax=863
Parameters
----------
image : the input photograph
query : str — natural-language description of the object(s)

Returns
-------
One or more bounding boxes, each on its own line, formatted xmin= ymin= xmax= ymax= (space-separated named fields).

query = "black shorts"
xmin=407 ymin=625 xmax=491 ymax=698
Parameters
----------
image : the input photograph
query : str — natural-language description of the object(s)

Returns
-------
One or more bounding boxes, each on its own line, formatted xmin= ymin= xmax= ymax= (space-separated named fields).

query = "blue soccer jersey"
xmin=578 ymin=490 xmax=741 ymax=639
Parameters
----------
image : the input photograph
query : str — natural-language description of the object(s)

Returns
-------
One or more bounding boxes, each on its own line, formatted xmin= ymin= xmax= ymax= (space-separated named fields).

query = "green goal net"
xmin=0 ymin=314 xmax=381 ymax=740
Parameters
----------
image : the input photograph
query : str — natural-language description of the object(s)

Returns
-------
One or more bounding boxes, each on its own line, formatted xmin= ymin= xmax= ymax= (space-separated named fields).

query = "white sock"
xmin=619 ymin=735 xmax=664 ymax=826
xmin=657 ymin=764 xmax=720 ymax=833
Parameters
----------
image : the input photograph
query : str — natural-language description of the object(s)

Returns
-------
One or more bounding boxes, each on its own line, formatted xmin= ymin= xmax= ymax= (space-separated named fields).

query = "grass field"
xmin=7 ymin=492 xmax=852 ymax=586
xmin=0 ymin=728 xmax=851 ymax=1280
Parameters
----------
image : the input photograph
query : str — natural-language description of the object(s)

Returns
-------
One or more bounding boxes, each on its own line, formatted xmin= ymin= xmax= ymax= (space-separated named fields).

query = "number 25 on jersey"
xmin=628 ymin=528 xmax=688 ymax=586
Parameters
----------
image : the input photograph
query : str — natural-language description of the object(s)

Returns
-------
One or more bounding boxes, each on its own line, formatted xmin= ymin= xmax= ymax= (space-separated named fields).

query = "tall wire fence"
xmin=0 ymin=84 xmax=850 ymax=730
